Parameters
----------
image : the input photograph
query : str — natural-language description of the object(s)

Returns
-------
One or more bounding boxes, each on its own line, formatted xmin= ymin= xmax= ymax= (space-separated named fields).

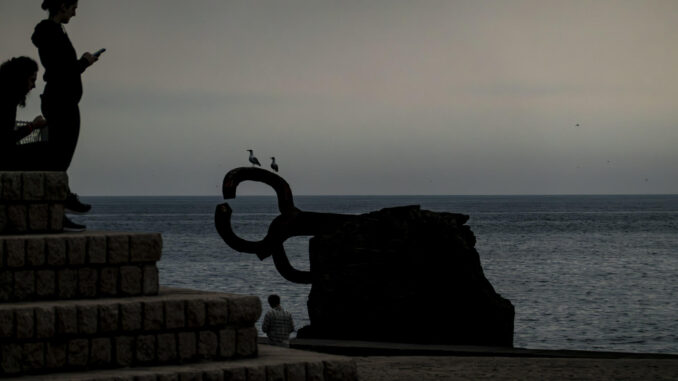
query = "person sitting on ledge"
xmin=262 ymin=294 xmax=296 ymax=347
xmin=0 ymin=56 xmax=48 ymax=170
xmin=0 ymin=56 xmax=86 ymax=232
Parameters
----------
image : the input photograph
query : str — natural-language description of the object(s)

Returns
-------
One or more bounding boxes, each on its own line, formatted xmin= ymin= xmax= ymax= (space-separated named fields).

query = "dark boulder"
xmin=296 ymin=205 xmax=514 ymax=347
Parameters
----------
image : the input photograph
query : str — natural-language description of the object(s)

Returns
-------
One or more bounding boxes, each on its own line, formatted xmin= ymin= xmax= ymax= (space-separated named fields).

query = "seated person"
xmin=0 ymin=56 xmax=87 ymax=231
xmin=0 ymin=56 xmax=48 ymax=170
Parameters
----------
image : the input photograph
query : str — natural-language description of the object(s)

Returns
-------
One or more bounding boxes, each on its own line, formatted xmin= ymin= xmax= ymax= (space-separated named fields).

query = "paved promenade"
xmin=354 ymin=355 xmax=678 ymax=380
xmin=292 ymin=339 xmax=678 ymax=380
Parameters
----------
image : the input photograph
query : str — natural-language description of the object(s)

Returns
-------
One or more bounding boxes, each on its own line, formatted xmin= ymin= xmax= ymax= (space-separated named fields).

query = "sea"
xmin=77 ymin=194 xmax=678 ymax=355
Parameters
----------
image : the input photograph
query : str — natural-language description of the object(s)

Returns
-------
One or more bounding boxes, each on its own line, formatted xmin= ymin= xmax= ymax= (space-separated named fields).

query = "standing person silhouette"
xmin=32 ymin=0 xmax=100 ymax=231
xmin=0 ymin=57 xmax=48 ymax=170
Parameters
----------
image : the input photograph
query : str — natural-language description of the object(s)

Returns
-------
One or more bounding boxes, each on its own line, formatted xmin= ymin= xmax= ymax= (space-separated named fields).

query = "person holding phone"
xmin=32 ymin=0 xmax=102 ymax=230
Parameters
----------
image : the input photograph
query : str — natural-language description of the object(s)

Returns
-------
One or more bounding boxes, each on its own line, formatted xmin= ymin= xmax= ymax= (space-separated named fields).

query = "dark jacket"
xmin=31 ymin=19 xmax=89 ymax=105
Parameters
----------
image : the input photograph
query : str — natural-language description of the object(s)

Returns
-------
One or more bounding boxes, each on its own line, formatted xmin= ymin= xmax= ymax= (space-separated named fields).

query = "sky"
xmin=1 ymin=0 xmax=677 ymax=195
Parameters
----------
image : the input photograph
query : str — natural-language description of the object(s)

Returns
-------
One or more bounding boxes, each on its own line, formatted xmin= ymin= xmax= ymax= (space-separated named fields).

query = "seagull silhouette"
xmin=246 ymin=149 xmax=261 ymax=166
xmin=270 ymin=157 xmax=279 ymax=172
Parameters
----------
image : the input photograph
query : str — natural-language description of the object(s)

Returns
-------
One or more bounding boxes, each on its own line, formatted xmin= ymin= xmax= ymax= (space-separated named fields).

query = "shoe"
xmin=63 ymin=216 xmax=86 ymax=232
xmin=65 ymin=192 xmax=91 ymax=214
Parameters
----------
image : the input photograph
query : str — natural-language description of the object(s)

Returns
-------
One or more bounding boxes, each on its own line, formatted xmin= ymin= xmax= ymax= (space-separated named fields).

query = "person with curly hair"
xmin=0 ymin=56 xmax=48 ymax=169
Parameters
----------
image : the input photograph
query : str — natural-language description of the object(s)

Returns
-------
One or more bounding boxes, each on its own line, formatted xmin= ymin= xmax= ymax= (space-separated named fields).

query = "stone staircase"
xmin=1 ymin=172 xmax=357 ymax=380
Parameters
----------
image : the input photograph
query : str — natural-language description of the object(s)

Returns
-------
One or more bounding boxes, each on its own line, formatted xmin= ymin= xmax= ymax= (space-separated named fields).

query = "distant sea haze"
xmin=79 ymin=195 xmax=678 ymax=354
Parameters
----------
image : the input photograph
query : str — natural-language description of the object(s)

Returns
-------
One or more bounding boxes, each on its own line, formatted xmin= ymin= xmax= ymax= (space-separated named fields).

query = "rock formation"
xmin=297 ymin=205 xmax=515 ymax=347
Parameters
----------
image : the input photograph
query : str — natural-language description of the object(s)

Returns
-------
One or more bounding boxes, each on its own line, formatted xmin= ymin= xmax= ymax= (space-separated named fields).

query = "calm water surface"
xmin=79 ymin=195 xmax=678 ymax=354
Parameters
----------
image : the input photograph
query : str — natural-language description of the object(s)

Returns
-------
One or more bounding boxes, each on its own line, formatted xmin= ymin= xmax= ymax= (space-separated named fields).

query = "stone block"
xmin=186 ymin=299 xmax=206 ymax=328
xmin=100 ymin=267 xmax=118 ymax=296
xmin=157 ymin=333 xmax=177 ymax=362
xmin=178 ymin=371 xmax=202 ymax=381
xmin=28 ymin=204 xmax=49 ymax=230
xmin=49 ymin=204 xmax=64 ymax=231
xmin=245 ymin=367 xmax=266 ymax=381
xmin=14 ymin=270 xmax=35 ymax=299
xmin=22 ymin=172 xmax=44 ymax=200
xmin=143 ymin=300 xmax=164 ymax=330
xmin=236 ymin=327 xmax=257 ymax=357
xmin=178 ymin=331 xmax=196 ymax=361
xmin=45 ymin=341 xmax=67 ymax=369
xmin=227 ymin=295 xmax=261 ymax=325
xmin=114 ymin=336 xmax=134 ymax=367
xmin=323 ymin=360 xmax=358 ymax=381
xmin=206 ymin=298 xmax=228 ymax=326
xmin=16 ymin=308 xmax=35 ymax=339
xmin=55 ymin=305 xmax=78 ymax=335
xmin=99 ymin=304 xmax=119 ymax=333
xmin=306 ymin=362 xmax=325 ymax=381
xmin=78 ymin=267 xmax=98 ymax=298
xmin=7 ymin=205 xmax=27 ymax=232
xmin=87 ymin=235 xmax=107 ymax=264
xmin=68 ymin=338 xmax=89 ymax=367
xmin=23 ymin=342 xmax=45 ymax=371
xmin=136 ymin=334 xmax=156 ymax=363
xmin=78 ymin=305 xmax=98 ymax=334
xmin=130 ymin=233 xmax=162 ymax=262
xmin=223 ymin=368 xmax=246 ymax=381
xmin=108 ymin=234 xmax=130 ymax=263
xmin=204 ymin=370 xmax=225 ymax=381
xmin=142 ymin=265 xmax=159 ymax=295
xmin=5 ymin=238 xmax=25 ymax=267
xmin=67 ymin=236 xmax=87 ymax=264
xmin=218 ymin=328 xmax=236 ymax=357
xmin=46 ymin=237 xmax=66 ymax=266
xmin=35 ymin=306 xmax=55 ymax=338
xmin=36 ymin=270 xmax=56 ymax=298
xmin=120 ymin=302 xmax=142 ymax=331
xmin=0 ymin=205 xmax=6 ymax=232
xmin=198 ymin=330 xmax=217 ymax=358
xmin=286 ymin=363 xmax=307 ymax=381
xmin=120 ymin=265 xmax=142 ymax=295
xmin=57 ymin=268 xmax=77 ymax=299
xmin=165 ymin=299 xmax=186 ymax=329
xmin=1 ymin=343 xmax=22 ymax=374
xmin=266 ymin=365 xmax=285 ymax=381
xmin=0 ymin=271 xmax=11 ymax=301
xmin=44 ymin=172 xmax=68 ymax=201
xmin=158 ymin=375 xmax=181 ymax=381
xmin=2 ymin=172 xmax=22 ymax=201
xmin=26 ymin=238 xmax=45 ymax=266
xmin=0 ymin=309 xmax=14 ymax=338
xmin=90 ymin=337 xmax=111 ymax=366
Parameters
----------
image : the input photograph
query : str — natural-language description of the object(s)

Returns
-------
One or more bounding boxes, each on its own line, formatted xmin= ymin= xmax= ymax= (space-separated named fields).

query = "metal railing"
xmin=15 ymin=121 xmax=49 ymax=145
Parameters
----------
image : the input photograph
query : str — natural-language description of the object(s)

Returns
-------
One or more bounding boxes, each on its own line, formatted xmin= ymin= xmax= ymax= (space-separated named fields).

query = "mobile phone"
xmin=93 ymin=48 xmax=106 ymax=57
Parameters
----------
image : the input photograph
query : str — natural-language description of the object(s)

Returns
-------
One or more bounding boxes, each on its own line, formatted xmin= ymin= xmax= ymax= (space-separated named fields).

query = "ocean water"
xmin=78 ymin=195 xmax=678 ymax=354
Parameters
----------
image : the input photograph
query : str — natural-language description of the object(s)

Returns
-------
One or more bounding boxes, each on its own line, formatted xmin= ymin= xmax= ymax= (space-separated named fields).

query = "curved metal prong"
xmin=222 ymin=167 xmax=295 ymax=214
xmin=215 ymin=203 xmax=270 ymax=259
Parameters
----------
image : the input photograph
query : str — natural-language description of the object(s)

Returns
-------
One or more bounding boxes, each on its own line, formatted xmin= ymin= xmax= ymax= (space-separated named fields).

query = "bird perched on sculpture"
xmin=270 ymin=157 xmax=279 ymax=172
xmin=247 ymin=149 xmax=261 ymax=166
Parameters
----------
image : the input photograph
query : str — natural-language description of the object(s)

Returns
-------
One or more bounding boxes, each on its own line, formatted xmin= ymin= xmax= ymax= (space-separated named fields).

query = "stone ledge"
xmin=0 ymin=288 xmax=262 ymax=376
xmin=14 ymin=345 xmax=358 ymax=381
xmin=0 ymin=232 xmax=162 ymax=302
xmin=1 ymin=172 xmax=68 ymax=235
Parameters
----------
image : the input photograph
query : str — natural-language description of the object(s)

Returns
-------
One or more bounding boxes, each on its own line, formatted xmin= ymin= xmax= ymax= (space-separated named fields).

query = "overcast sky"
xmin=2 ymin=0 xmax=677 ymax=195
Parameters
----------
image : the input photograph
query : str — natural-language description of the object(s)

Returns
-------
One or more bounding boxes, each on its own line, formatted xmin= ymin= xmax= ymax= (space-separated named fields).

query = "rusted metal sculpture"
xmin=214 ymin=167 xmax=357 ymax=284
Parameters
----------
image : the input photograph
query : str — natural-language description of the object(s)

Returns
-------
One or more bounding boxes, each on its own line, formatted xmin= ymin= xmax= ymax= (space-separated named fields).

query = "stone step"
xmin=0 ymin=231 xmax=162 ymax=302
xmin=15 ymin=345 xmax=358 ymax=381
xmin=1 ymin=172 xmax=68 ymax=234
xmin=0 ymin=287 xmax=261 ymax=377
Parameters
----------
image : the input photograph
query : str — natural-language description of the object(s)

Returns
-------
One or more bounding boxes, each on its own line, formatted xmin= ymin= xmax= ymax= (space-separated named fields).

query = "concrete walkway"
xmin=353 ymin=355 xmax=678 ymax=380
xmin=291 ymin=339 xmax=678 ymax=380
